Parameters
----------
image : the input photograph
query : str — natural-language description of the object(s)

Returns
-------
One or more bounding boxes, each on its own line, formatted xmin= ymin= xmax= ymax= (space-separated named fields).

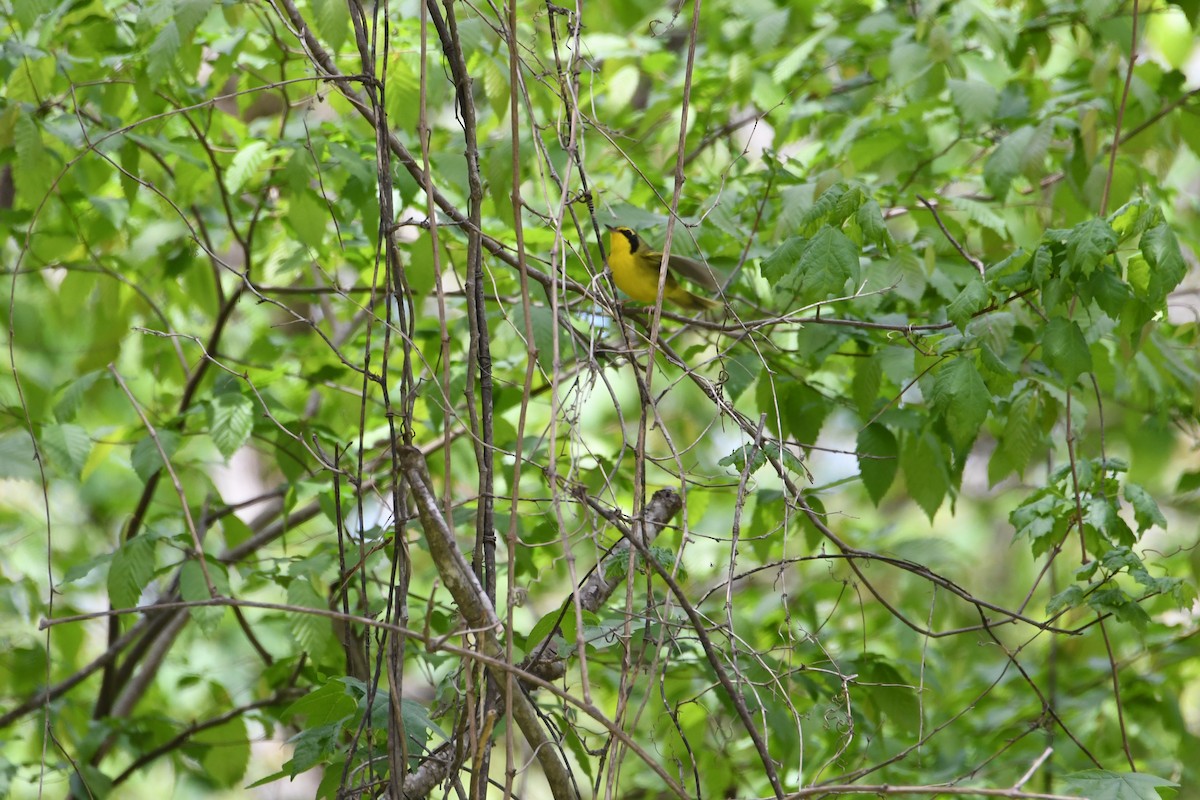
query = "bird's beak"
xmin=604 ymin=224 xmax=614 ymax=231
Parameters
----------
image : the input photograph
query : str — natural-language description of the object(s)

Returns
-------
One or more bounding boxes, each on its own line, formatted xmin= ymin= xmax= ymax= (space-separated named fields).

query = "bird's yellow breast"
xmin=608 ymin=226 xmax=674 ymax=302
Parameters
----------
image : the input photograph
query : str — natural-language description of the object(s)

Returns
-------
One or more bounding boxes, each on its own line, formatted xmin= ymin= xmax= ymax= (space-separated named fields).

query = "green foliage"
xmin=3 ymin=0 xmax=1199 ymax=798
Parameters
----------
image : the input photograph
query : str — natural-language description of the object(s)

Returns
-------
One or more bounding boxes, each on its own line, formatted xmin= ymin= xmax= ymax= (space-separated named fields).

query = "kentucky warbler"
xmin=606 ymin=225 xmax=723 ymax=311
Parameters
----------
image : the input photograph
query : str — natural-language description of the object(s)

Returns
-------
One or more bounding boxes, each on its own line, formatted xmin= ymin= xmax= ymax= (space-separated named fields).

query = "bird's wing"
xmin=666 ymin=253 xmax=723 ymax=293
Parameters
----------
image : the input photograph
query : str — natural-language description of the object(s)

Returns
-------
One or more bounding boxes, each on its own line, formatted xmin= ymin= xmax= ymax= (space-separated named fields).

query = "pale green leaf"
xmin=208 ymin=392 xmax=254 ymax=460
xmin=108 ymin=535 xmax=156 ymax=609
xmin=224 ymin=140 xmax=272 ymax=195
xmin=40 ymin=423 xmax=92 ymax=479
xmin=131 ymin=430 xmax=181 ymax=483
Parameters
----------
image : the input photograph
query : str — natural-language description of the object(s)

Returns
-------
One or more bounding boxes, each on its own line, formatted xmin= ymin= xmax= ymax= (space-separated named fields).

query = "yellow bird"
xmin=606 ymin=225 xmax=723 ymax=311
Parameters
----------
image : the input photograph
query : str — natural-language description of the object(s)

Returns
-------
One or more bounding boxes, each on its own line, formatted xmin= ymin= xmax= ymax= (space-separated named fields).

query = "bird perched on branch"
xmin=606 ymin=225 xmax=724 ymax=311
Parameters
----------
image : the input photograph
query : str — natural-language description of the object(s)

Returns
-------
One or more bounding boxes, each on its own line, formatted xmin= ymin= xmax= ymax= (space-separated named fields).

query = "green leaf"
xmin=723 ymin=349 xmax=762 ymax=402
xmin=283 ymin=680 xmax=357 ymax=726
xmin=1062 ymin=769 xmax=1177 ymax=800
xmin=53 ymin=371 xmax=104 ymax=423
xmin=288 ymin=189 xmax=328 ymax=250
xmin=108 ymin=535 xmax=156 ymax=609
xmin=208 ymin=392 xmax=254 ymax=460
xmin=1139 ymin=223 xmax=1187 ymax=305
xmin=761 ymin=235 xmax=807 ymax=284
xmin=855 ymin=199 xmax=890 ymax=250
xmin=1124 ymin=483 xmax=1166 ymax=532
xmin=948 ymin=77 xmax=999 ymax=127
xmin=224 ymin=140 xmax=272 ymax=195
xmin=287 ymin=578 xmax=336 ymax=660
xmin=857 ymin=424 xmax=898 ymax=506
xmin=1065 ymin=218 xmax=1116 ymax=277
xmin=40 ymin=423 xmax=92 ymax=480
xmin=929 ymin=358 xmax=990 ymax=453
xmin=947 ymin=276 xmax=989 ymax=331
xmin=984 ymin=126 xmax=1035 ymax=197
xmin=788 ymin=224 xmax=860 ymax=302
xmin=12 ymin=116 xmax=54 ymax=205
xmin=311 ymin=0 xmax=349 ymax=53
xmin=131 ymin=429 xmax=181 ymax=482
xmin=195 ymin=718 xmax=250 ymax=787
xmin=851 ymin=355 xmax=882 ymax=417
xmin=988 ymin=388 xmax=1039 ymax=485
xmin=146 ymin=20 xmax=182 ymax=83
xmin=1046 ymin=584 xmax=1086 ymax=616
xmin=901 ymin=432 xmax=948 ymax=520
xmin=1088 ymin=588 xmax=1151 ymax=629
xmin=774 ymin=381 xmax=829 ymax=446
xmin=1040 ymin=317 xmax=1092 ymax=385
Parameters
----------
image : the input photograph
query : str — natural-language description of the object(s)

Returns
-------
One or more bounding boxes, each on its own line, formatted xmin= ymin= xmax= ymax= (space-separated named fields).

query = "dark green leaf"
xmin=1065 ymin=218 xmax=1116 ymax=277
xmin=929 ymin=357 xmax=990 ymax=452
xmin=857 ymin=424 xmax=898 ymax=506
xmin=901 ymin=432 xmax=948 ymax=520
xmin=1041 ymin=317 xmax=1092 ymax=385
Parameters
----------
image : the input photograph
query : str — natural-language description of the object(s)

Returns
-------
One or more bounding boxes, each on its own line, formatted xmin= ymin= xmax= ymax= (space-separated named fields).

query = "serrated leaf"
xmin=1139 ymin=223 xmax=1186 ymax=305
xmin=1041 ymin=317 xmax=1092 ymax=385
xmin=288 ymin=189 xmax=328 ymax=250
xmin=948 ymin=77 xmax=998 ymax=126
xmin=761 ymin=235 xmax=807 ymax=284
xmin=789 ymin=224 xmax=860 ymax=302
xmin=1066 ymin=218 xmax=1116 ymax=277
xmin=1062 ymin=769 xmax=1177 ymax=800
xmin=984 ymin=125 xmax=1035 ymax=197
xmin=284 ymin=680 xmax=357 ymax=725
xmin=719 ymin=443 xmax=767 ymax=475
xmin=950 ymin=195 xmax=1007 ymax=236
xmin=723 ymin=349 xmax=762 ymax=402
xmin=196 ymin=718 xmax=249 ymax=787
xmin=797 ymin=184 xmax=848 ymax=234
xmin=901 ymin=432 xmax=947 ymax=520
xmin=1088 ymin=588 xmax=1151 ymax=629
xmin=311 ymin=0 xmax=349 ymax=53
xmin=929 ymin=357 xmax=990 ymax=452
xmin=131 ymin=429 xmax=181 ymax=482
xmin=852 ymin=355 xmax=882 ymax=417
xmin=13 ymin=115 xmax=54 ymax=206
xmin=777 ymin=382 xmax=828 ymax=446
xmin=208 ymin=392 xmax=254 ymax=460
xmin=1019 ymin=117 xmax=1055 ymax=177
xmin=225 ymin=140 xmax=272 ymax=195
xmin=1087 ymin=266 xmax=1130 ymax=317
xmin=988 ymin=388 xmax=1039 ymax=485
xmin=855 ymin=199 xmax=890 ymax=250
xmin=147 ymin=20 xmax=181 ymax=83
xmin=108 ymin=535 xmax=156 ymax=609
xmin=1046 ymin=584 xmax=1085 ymax=616
xmin=287 ymin=578 xmax=336 ymax=659
xmin=40 ymin=423 xmax=92 ymax=479
xmin=857 ymin=424 xmax=898 ymax=506
xmin=54 ymin=370 xmax=104 ymax=423
xmin=947 ymin=276 xmax=989 ymax=331
xmin=1124 ymin=483 xmax=1166 ymax=532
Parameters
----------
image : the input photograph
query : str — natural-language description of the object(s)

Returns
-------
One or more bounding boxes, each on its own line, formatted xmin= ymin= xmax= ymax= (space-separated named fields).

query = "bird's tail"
xmin=673 ymin=289 xmax=724 ymax=311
